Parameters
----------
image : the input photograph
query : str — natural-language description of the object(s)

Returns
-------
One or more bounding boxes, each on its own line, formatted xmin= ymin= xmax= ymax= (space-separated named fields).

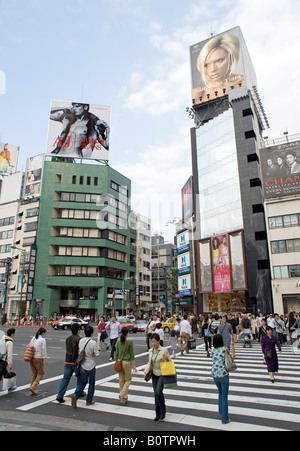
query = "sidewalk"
xmin=0 ymin=410 xmax=132 ymax=431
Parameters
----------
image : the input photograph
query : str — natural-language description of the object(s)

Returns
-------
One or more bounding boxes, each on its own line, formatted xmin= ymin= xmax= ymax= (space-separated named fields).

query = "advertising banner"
xmin=260 ymin=140 xmax=300 ymax=199
xmin=212 ymin=235 xmax=231 ymax=292
xmin=45 ymin=100 xmax=110 ymax=161
xmin=190 ymin=26 xmax=257 ymax=107
xmin=0 ymin=143 xmax=19 ymax=175
xmin=178 ymin=274 xmax=192 ymax=297
xmin=181 ymin=176 xmax=193 ymax=221
xmin=177 ymin=230 xmax=190 ymax=254
xmin=24 ymin=154 xmax=44 ymax=199
xmin=177 ymin=252 xmax=191 ymax=275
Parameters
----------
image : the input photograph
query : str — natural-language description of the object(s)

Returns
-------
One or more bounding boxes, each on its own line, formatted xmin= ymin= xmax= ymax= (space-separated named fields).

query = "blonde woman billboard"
xmin=190 ymin=26 xmax=256 ymax=107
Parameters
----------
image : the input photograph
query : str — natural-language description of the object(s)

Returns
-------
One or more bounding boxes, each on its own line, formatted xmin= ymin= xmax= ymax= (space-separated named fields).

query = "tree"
xmin=166 ymin=268 xmax=179 ymax=301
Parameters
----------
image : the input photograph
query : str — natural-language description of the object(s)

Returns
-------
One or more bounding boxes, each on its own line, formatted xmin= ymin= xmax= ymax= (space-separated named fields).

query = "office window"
xmin=273 ymin=266 xmax=289 ymax=279
xmin=72 ymin=176 xmax=77 ymax=185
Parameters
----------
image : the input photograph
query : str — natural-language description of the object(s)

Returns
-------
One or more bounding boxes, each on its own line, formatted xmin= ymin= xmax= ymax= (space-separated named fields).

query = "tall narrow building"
xmin=190 ymin=26 xmax=273 ymax=314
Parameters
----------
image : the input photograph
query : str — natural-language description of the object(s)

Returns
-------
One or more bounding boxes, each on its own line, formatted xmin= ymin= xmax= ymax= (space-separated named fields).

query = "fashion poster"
xmin=0 ymin=142 xmax=19 ymax=174
xmin=260 ymin=141 xmax=300 ymax=199
xmin=45 ymin=100 xmax=111 ymax=161
xmin=190 ymin=26 xmax=256 ymax=107
xmin=24 ymin=154 xmax=44 ymax=199
xmin=212 ymin=235 xmax=231 ymax=292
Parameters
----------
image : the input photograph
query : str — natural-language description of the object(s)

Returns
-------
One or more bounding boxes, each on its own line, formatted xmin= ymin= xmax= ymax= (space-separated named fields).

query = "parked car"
xmin=135 ymin=320 xmax=148 ymax=332
xmin=118 ymin=318 xmax=138 ymax=334
xmin=53 ymin=317 xmax=88 ymax=331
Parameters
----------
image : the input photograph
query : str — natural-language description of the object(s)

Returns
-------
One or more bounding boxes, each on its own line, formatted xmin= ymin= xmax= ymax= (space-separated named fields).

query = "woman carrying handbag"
xmin=144 ymin=333 xmax=171 ymax=422
xmin=115 ymin=327 xmax=137 ymax=406
xmin=261 ymin=326 xmax=282 ymax=383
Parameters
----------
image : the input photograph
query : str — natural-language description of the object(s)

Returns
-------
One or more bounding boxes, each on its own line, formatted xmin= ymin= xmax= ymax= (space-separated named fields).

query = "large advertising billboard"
xmin=0 ymin=143 xmax=19 ymax=174
xmin=212 ymin=235 xmax=231 ymax=292
xmin=260 ymin=140 xmax=300 ymax=199
xmin=45 ymin=100 xmax=110 ymax=161
xmin=198 ymin=230 xmax=247 ymax=294
xmin=24 ymin=154 xmax=45 ymax=199
xmin=190 ymin=26 xmax=257 ymax=107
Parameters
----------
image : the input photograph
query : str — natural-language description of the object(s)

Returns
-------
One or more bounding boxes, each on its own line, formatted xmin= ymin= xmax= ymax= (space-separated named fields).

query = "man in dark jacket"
xmin=56 ymin=323 xmax=81 ymax=403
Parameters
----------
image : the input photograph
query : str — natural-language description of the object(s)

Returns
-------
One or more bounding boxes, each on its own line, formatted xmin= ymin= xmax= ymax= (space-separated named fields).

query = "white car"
xmin=53 ymin=318 xmax=89 ymax=331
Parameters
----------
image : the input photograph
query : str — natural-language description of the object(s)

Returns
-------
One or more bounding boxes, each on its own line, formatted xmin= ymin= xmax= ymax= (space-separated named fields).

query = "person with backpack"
xmin=0 ymin=328 xmax=16 ymax=382
xmin=56 ymin=323 xmax=81 ymax=404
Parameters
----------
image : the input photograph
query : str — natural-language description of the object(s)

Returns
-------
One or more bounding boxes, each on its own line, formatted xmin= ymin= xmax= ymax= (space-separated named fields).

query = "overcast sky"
xmin=0 ymin=0 xmax=300 ymax=241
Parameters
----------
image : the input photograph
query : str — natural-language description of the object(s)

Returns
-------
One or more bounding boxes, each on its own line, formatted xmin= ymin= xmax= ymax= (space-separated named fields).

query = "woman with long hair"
xmin=29 ymin=328 xmax=48 ymax=396
xmin=115 ymin=327 xmax=137 ymax=406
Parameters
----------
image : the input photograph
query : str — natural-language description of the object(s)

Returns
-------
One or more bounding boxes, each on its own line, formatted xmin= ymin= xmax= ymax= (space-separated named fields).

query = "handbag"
xmin=225 ymin=349 xmax=237 ymax=372
xmin=264 ymin=350 xmax=273 ymax=360
xmin=188 ymin=339 xmax=196 ymax=350
xmin=204 ymin=325 xmax=214 ymax=338
xmin=24 ymin=342 xmax=35 ymax=363
xmin=75 ymin=339 xmax=91 ymax=377
xmin=160 ymin=361 xmax=176 ymax=377
xmin=144 ymin=351 xmax=159 ymax=382
xmin=114 ymin=340 xmax=128 ymax=373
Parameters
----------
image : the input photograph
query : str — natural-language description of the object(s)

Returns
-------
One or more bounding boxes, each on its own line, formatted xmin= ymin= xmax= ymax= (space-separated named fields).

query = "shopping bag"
xmin=188 ymin=339 xmax=196 ymax=350
xmin=163 ymin=374 xmax=178 ymax=389
xmin=160 ymin=361 xmax=176 ymax=377
xmin=2 ymin=373 xmax=17 ymax=392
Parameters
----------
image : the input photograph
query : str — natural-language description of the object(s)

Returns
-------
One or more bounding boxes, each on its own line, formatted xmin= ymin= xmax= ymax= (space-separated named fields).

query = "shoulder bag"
xmin=225 ymin=349 xmax=237 ymax=373
xmin=144 ymin=351 xmax=159 ymax=382
xmin=114 ymin=340 xmax=128 ymax=373
xmin=75 ymin=339 xmax=91 ymax=377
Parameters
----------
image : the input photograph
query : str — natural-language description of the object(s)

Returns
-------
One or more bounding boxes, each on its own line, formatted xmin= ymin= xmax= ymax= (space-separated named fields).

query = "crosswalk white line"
xmin=98 ymin=381 xmax=300 ymax=409
xmin=59 ymin=395 xmax=287 ymax=432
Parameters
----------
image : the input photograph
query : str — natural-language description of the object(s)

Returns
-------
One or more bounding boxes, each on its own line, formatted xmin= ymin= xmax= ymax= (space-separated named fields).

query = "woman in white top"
xmin=30 ymin=328 xmax=48 ymax=396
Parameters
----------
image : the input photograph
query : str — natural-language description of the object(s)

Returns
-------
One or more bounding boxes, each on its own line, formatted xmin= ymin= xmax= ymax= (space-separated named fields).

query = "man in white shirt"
xmin=0 ymin=328 xmax=15 ymax=380
xmin=180 ymin=315 xmax=192 ymax=355
xmin=106 ymin=317 xmax=122 ymax=361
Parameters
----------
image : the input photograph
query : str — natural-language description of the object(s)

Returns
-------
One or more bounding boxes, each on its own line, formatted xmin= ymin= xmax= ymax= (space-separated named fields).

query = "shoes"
xmin=30 ymin=382 xmax=39 ymax=396
xmin=86 ymin=401 xmax=96 ymax=406
xmin=153 ymin=416 xmax=160 ymax=422
xmin=120 ymin=396 xmax=127 ymax=406
xmin=56 ymin=396 xmax=65 ymax=404
xmin=159 ymin=414 xmax=166 ymax=422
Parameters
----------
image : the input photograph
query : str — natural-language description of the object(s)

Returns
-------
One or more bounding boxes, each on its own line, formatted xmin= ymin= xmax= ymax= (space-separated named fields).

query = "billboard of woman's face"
xmin=190 ymin=26 xmax=256 ymax=107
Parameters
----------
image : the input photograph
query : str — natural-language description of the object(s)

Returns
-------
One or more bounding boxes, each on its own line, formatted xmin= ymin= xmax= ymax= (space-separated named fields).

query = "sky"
xmin=1 ymin=0 xmax=300 ymax=242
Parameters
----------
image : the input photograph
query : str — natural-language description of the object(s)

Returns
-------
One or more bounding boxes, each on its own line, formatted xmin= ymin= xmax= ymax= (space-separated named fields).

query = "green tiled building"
xmin=32 ymin=160 xmax=136 ymax=319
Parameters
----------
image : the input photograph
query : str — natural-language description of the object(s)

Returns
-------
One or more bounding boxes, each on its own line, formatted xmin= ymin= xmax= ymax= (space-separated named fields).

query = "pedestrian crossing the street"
xmin=17 ymin=342 xmax=299 ymax=431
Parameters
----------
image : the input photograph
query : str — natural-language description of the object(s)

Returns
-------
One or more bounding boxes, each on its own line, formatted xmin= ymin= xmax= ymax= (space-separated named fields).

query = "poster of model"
xmin=260 ymin=140 xmax=300 ymax=199
xmin=0 ymin=143 xmax=19 ymax=174
xmin=190 ymin=26 xmax=257 ymax=107
xmin=212 ymin=234 xmax=231 ymax=292
xmin=45 ymin=100 xmax=111 ymax=161
xmin=24 ymin=154 xmax=44 ymax=199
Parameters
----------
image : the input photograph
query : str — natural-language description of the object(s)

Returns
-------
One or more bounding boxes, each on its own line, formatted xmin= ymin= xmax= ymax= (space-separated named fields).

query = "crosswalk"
xmin=29 ymin=342 xmax=300 ymax=431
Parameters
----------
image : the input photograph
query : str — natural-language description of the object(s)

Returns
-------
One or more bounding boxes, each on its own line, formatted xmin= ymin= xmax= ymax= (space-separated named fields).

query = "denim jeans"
xmin=74 ymin=366 xmax=96 ymax=405
xmin=213 ymin=375 xmax=230 ymax=424
xmin=57 ymin=363 xmax=77 ymax=399
xmin=152 ymin=374 xmax=166 ymax=418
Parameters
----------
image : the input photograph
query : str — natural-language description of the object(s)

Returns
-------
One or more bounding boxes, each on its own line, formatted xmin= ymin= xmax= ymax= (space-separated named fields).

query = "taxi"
xmin=161 ymin=318 xmax=175 ymax=334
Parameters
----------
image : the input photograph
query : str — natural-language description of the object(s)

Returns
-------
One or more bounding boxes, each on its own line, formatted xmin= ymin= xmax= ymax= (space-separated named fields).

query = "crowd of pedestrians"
xmin=0 ymin=310 xmax=299 ymax=426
